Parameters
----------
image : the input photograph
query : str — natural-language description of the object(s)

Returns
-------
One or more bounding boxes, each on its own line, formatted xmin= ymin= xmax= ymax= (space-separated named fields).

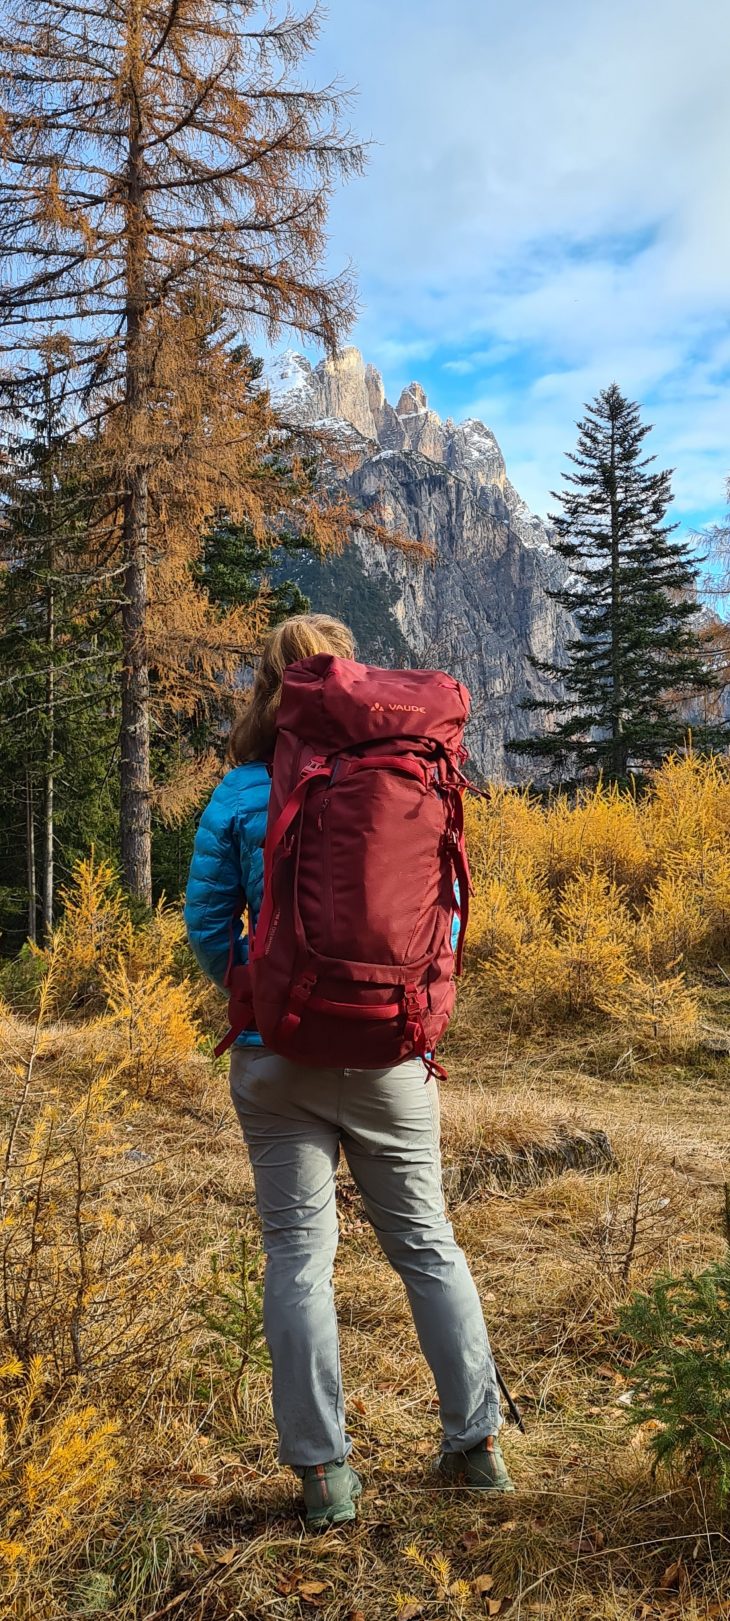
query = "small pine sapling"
xmin=619 ymin=1252 xmax=730 ymax=1505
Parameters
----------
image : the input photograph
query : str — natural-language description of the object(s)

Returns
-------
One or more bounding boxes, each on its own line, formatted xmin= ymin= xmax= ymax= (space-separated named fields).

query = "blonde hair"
xmin=228 ymin=612 xmax=356 ymax=765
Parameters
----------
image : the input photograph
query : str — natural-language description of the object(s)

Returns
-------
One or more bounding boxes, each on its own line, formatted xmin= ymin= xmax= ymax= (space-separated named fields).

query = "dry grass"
xmin=1 ymin=984 xmax=728 ymax=1621
xmin=1 ymin=821 xmax=729 ymax=1620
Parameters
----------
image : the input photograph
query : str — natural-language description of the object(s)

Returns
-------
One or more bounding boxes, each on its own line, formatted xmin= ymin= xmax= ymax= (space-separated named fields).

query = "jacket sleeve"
xmin=184 ymin=765 xmax=269 ymax=992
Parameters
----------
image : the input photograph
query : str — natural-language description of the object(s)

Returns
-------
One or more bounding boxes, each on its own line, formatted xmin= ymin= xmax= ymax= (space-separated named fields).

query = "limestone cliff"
xmin=265 ymin=348 xmax=570 ymax=780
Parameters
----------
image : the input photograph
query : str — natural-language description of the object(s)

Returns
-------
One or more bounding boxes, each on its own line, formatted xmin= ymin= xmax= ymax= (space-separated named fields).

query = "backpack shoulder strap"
xmin=253 ymin=756 xmax=332 ymax=958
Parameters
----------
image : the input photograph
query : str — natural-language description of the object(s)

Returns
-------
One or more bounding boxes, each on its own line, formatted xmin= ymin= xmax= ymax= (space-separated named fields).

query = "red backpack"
xmin=216 ymin=653 xmax=473 ymax=1072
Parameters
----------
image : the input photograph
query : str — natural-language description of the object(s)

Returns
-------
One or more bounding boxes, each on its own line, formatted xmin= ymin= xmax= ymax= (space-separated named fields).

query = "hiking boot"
xmin=437 ymin=1436 xmax=515 ymax=1492
xmin=299 ymin=1459 xmax=362 ymax=1528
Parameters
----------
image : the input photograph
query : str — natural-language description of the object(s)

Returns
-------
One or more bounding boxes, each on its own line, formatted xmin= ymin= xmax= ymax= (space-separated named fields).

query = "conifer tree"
xmin=0 ymin=364 xmax=119 ymax=946
xmin=510 ymin=385 xmax=722 ymax=780
xmin=0 ymin=0 xmax=363 ymax=900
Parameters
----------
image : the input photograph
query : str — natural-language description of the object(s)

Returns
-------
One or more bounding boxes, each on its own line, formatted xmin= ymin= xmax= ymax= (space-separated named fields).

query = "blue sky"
xmin=288 ymin=0 xmax=730 ymax=541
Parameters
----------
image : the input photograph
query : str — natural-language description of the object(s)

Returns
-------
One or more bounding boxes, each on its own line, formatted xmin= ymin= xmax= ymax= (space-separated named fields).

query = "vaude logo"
xmin=370 ymin=701 xmax=426 ymax=713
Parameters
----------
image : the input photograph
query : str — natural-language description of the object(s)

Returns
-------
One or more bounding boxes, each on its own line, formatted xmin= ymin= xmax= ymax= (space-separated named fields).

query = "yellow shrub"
xmin=126 ymin=897 xmax=189 ymax=980
xmin=49 ymin=854 xmax=133 ymax=1014
xmin=1 ymin=1027 xmax=187 ymax=1390
xmin=598 ymin=969 xmax=701 ymax=1055
xmin=0 ymin=1357 xmax=119 ymax=1583
xmin=637 ymin=867 xmax=708 ymax=972
xmin=100 ymin=956 xmax=201 ymax=1093
xmin=703 ymin=846 xmax=730 ymax=956
xmin=466 ymin=786 xmax=540 ymax=888
xmin=468 ymin=862 xmax=550 ymax=957
xmin=646 ymin=752 xmax=730 ymax=859
xmin=485 ymin=868 xmax=634 ymax=1023
xmin=539 ymin=781 xmax=655 ymax=901
xmin=465 ymin=753 xmax=730 ymax=1034
xmin=485 ymin=931 xmax=564 ymax=1025
xmin=552 ymin=868 xmax=635 ymax=1013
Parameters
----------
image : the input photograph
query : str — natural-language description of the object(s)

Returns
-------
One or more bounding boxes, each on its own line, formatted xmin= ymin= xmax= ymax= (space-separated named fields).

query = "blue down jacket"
xmin=184 ymin=761 xmax=270 ymax=1047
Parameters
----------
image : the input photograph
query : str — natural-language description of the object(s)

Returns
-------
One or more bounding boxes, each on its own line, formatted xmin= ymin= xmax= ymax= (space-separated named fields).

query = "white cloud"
xmin=303 ymin=0 xmax=730 ymax=526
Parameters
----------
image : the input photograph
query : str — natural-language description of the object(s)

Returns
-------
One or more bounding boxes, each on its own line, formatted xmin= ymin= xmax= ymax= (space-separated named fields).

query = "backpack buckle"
xmin=278 ymin=973 xmax=317 ymax=1040
xmin=404 ymin=986 xmax=425 ymax=1021
xmin=291 ymin=972 xmax=317 ymax=1008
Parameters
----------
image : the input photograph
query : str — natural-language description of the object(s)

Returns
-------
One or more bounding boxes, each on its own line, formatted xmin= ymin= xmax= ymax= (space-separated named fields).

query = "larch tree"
xmin=0 ymin=0 xmax=363 ymax=901
xmin=509 ymin=385 xmax=724 ymax=782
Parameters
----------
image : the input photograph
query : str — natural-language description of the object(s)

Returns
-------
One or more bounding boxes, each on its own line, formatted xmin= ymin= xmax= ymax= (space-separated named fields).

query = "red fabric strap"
xmin=308 ymin=995 xmax=402 ymax=1021
xmin=343 ymin=755 xmax=430 ymax=784
xmin=444 ymin=788 xmax=470 ymax=975
xmin=277 ymin=972 xmax=317 ymax=1040
xmin=254 ymin=759 xmax=331 ymax=960
xmin=264 ymin=758 xmax=330 ymax=866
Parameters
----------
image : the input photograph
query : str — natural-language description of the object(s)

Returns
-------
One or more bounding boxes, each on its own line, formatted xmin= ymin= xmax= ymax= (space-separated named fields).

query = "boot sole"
xmin=437 ymin=1464 xmax=515 ymax=1493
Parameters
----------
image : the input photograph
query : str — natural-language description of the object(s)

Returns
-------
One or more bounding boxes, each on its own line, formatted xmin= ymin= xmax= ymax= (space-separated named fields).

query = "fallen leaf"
xmin=216 ymin=1548 xmax=237 ymax=1566
xmin=499 ymin=1520 xmax=518 ymax=1533
xmin=487 ymin=1602 xmax=503 ymax=1617
xmin=351 ymin=1397 xmax=367 ymax=1415
xmin=461 ymin=1530 xmax=482 ymax=1553
xmin=184 ymin=1472 xmax=218 ymax=1488
xmin=568 ymin=1527 xmax=605 ymax=1556
xmin=187 ymin=1540 xmax=206 ymax=1560
xmin=473 ymin=1574 xmax=495 ymax=1594
xmin=348 ymin=1612 xmax=366 ymax=1621
xmin=298 ymin=1581 xmax=331 ymax=1599
xmin=397 ymin=1603 xmax=423 ymax=1621
xmin=657 ymin=1558 xmax=684 ymax=1591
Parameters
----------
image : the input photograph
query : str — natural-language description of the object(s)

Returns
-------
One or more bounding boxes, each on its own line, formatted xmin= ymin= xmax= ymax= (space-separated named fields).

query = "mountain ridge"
xmin=265 ymin=347 xmax=570 ymax=779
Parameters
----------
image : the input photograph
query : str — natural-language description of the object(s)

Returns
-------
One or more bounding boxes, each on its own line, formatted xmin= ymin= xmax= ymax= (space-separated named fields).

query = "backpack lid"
xmin=276 ymin=654 xmax=470 ymax=753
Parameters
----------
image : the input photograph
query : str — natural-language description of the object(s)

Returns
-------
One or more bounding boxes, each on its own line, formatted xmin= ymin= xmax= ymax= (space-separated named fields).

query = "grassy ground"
xmin=3 ymin=979 xmax=729 ymax=1621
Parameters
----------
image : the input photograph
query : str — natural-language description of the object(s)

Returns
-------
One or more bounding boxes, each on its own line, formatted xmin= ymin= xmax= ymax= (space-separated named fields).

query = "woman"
xmin=184 ymin=613 xmax=514 ymax=1528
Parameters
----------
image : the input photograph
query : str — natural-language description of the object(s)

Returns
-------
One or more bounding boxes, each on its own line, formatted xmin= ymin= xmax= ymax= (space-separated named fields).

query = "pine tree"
xmin=0 ymin=367 xmax=120 ymax=948
xmin=510 ymin=385 xmax=723 ymax=780
xmin=0 ymin=0 xmax=363 ymax=900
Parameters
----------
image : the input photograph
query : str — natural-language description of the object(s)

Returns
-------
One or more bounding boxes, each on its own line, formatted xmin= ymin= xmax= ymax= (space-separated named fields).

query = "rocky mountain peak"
xmin=262 ymin=346 xmax=569 ymax=778
xmin=396 ymin=381 xmax=429 ymax=416
xmin=266 ymin=347 xmax=522 ymax=508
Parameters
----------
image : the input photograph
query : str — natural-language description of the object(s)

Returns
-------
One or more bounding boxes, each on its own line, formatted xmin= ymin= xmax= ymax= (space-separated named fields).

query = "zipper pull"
xmin=317 ymin=796 xmax=330 ymax=832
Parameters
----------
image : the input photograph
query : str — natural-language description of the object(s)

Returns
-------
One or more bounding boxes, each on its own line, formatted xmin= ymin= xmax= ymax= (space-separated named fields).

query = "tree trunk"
xmin=42 ymin=582 xmax=54 ymax=939
xmin=120 ymin=8 xmax=152 ymax=904
xmin=608 ymin=413 xmax=626 ymax=780
xmin=25 ymin=769 xmax=36 ymax=945
xmin=42 ymin=379 xmax=55 ymax=940
xmin=121 ymin=480 xmax=152 ymax=903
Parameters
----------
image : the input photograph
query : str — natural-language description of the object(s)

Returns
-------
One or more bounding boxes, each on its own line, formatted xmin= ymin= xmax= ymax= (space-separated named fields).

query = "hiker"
xmin=184 ymin=612 xmax=514 ymax=1527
